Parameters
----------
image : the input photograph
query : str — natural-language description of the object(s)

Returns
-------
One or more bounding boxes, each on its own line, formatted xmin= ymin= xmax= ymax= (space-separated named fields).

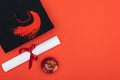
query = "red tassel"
xmin=13 ymin=10 xmax=41 ymax=39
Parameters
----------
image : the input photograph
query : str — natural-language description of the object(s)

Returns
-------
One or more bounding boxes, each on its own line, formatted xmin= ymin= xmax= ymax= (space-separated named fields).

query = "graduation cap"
xmin=0 ymin=0 xmax=54 ymax=52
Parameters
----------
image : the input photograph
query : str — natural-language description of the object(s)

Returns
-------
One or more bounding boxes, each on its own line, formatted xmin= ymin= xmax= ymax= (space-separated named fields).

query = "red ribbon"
xmin=19 ymin=44 xmax=38 ymax=69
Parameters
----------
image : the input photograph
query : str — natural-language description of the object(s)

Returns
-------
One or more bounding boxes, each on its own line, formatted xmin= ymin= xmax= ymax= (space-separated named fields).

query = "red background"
xmin=0 ymin=0 xmax=120 ymax=80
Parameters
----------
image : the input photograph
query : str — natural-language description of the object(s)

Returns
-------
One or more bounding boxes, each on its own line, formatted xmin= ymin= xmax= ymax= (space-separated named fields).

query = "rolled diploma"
xmin=2 ymin=36 xmax=61 ymax=72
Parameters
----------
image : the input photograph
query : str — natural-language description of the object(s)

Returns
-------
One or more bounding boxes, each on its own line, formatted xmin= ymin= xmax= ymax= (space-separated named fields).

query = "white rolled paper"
xmin=2 ymin=36 xmax=61 ymax=72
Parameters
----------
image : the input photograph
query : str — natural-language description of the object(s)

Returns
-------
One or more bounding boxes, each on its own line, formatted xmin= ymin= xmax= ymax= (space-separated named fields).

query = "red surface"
xmin=0 ymin=0 xmax=120 ymax=80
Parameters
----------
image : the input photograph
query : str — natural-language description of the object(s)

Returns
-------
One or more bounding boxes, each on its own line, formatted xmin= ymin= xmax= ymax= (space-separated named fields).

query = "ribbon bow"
xmin=19 ymin=44 xmax=38 ymax=69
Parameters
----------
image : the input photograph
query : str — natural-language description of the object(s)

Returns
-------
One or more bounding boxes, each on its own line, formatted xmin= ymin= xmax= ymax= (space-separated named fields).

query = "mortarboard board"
xmin=0 ymin=0 xmax=54 ymax=52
